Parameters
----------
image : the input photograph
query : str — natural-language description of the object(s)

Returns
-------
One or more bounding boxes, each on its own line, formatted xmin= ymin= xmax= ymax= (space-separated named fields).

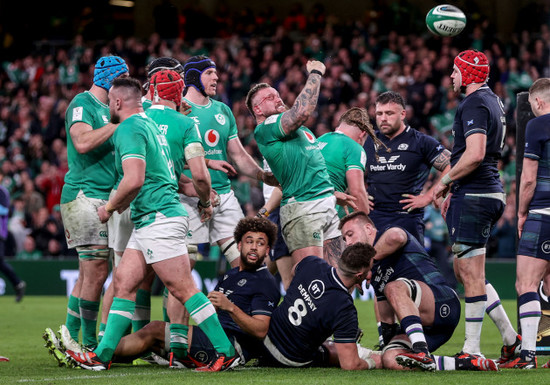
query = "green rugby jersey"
xmin=61 ymin=91 xmax=116 ymax=202
xmin=113 ymin=113 xmax=186 ymax=229
xmin=318 ymin=131 xmax=366 ymax=193
xmin=145 ymin=105 xmax=202 ymax=178
xmin=254 ymin=113 xmax=334 ymax=206
xmin=182 ymin=98 xmax=237 ymax=194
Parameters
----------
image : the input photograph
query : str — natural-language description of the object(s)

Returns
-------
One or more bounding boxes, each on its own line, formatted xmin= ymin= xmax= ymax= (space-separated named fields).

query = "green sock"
xmin=65 ymin=295 xmax=81 ymax=341
xmin=80 ymin=299 xmax=100 ymax=349
xmin=132 ymin=289 xmax=151 ymax=332
xmin=185 ymin=292 xmax=234 ymax=356
xmin=98 ymin=322 xmax=106 ymax=343
xmin=163 ymin=287 xmax=170 ymax=323
xmin=170 ymin=323 xmax=189 ymax=358
xmin=94 ymin=297 xmax=135 ymax=362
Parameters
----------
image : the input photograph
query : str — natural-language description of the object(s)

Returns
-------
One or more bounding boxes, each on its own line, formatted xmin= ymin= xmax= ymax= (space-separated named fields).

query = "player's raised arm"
xmin=280 ymin=60 xmax=325 ymax=135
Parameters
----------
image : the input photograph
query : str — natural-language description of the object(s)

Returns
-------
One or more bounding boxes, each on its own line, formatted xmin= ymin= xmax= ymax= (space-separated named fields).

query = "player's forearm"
xmin=263 ymin=187 xmax=283 ymax=213
xmin=187 ymin=156 xmax=212 ymax=204
xmin=73 ymin=123 xmax=117 ymax=154
xmin=280 ymin=73 xmax=321 ymax=134
xmin=110 ymin=177 xmax=141 ymax=213
xmin=228 ymin=307 xmax=269 ymax=339
xmin=518 ymin=177 xmax=536 ymax=216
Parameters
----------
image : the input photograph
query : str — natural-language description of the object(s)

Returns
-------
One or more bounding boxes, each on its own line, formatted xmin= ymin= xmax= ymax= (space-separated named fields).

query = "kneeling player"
xmin=340 ymin=212 xmax=498 ymax=371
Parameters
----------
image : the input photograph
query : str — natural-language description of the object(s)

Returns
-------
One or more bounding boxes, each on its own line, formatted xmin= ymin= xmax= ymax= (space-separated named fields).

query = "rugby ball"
xmin=426 ymin=4 xmax=466 ymax=37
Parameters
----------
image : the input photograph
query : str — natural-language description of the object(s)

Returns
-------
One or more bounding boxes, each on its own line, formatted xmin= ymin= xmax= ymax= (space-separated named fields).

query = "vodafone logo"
xmin=304 ymin=131 xmax=316 ymax=144
xmin=205 ymin=129 xmax=220 ymax=147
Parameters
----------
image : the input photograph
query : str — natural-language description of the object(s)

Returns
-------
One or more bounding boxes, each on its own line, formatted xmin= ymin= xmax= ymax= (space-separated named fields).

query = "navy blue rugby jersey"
xmin=450 ymin=85 xmax=505 ymax=194
xmin=524 ymin=113 xmax=550 ymax=210
xmin=215 ymin=265 xmax=280 ymax=335
xmin=371 ymin=228 xmax=454 ymax=302
xmin=364 ymin=126 xmax=446 ymax=214
xmin=267 ymin=256 xmax=360 ymax=364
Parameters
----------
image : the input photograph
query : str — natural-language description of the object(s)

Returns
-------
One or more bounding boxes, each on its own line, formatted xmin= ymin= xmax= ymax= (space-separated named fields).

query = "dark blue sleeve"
xmin=332 ymin=302 xmax=360 ymax=343
xmin=419 ymin=133 xmax=446 ymax=165
xmin=524 ymin=119 xmax=544 ymax=160
xmin=461 ymin=98 xmax=489 ymax=138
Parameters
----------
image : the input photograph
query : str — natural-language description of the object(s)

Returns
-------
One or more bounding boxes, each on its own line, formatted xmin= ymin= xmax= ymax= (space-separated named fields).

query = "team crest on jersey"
xmin=308 ymin=279 xmax=325 ymax=299
xmin=397 ymin=143 xmax=408 ymax=151
xmin=205 ymin=129 xmax=220 ymax=147
xmin=238 ymin=278 xmax=247 ymax=287
xmin=439 ymin=304 xmax=450 ymax=318
xmin=360 ymin=151 xmax=367 ymax=167
xmin=215 ymin=114 xmax=226 ymax=125
xmin=304 ymin=131 xmax=316 ymax=144
xmin=102 ymin=115 xmax=109 ymax=124
xmin=541 ymin=240 xmax=550 ymax=254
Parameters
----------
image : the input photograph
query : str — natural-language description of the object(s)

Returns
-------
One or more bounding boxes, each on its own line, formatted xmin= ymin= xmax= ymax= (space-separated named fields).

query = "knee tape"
xmin=76 ymin=246 xmax=111 ymax=260
xmin=395 ymin=278 xmax=422 ymax=308
xmin=452 ymin=242 xmax=485 ymax=259
xmin=220 ymin=238 xmax=239 ymax=264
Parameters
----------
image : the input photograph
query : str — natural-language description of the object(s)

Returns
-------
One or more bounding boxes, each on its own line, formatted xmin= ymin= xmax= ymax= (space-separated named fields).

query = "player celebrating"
xmin=64 ymin=77 xmax=237 ymax=372
xmin=247 ymin=60 xmax=346 ymax=268
xmin=59 ymin=55 xmax=128 ymax=351
xmin=433 ymin=50 xmax=519 ymax=361
xmin=365 ymin=91 xmax=450 ymax=244
xmin=181 ymin=55 xmax=277 ymax=268
xmin=503 ymin=78 xmax=550 ymax=369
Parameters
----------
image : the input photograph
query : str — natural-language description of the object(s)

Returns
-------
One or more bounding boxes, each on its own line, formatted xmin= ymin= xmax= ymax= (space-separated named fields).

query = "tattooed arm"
xmin=280 ymin=60 xmax=325 ymax=135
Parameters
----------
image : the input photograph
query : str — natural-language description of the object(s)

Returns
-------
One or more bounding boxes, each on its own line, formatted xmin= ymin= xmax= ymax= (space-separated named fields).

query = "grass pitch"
xmin=0 ymin=296 xmax=548 ymax=385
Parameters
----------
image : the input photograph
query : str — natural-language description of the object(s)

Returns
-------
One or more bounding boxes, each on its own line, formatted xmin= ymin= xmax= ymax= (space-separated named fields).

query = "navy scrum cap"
xmin=183 ymin=55 xmax=216 ymax=96
xmin=93 ymin=56 xmax=128 ymax=91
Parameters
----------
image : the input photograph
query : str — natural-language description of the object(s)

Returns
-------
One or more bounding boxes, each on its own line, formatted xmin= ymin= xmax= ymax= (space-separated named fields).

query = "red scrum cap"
xmin=454 ymin=50 xmax=489 ymax=87
xmin=149 ymin=69 xmax=184 ymax=107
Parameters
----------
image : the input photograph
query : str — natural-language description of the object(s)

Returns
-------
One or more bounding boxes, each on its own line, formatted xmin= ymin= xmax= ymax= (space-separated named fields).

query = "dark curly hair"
xmin=234 ymin=217 xmax=278 ymax=248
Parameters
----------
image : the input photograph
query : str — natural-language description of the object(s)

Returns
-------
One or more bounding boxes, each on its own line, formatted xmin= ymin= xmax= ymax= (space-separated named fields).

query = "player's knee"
xmin=451 ymin=242 xmax=485 ymax=259
xmin=385 ymin=278 xmax=422 ymax=308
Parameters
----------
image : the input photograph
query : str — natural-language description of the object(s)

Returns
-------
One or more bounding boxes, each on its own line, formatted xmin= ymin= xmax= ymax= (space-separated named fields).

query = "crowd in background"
xmin=0 ymin=2 xmax=549 ymax=260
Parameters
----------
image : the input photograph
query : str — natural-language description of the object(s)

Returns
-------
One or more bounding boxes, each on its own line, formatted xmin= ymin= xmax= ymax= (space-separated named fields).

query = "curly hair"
xmin=233 ymin=217 xmax=278 ymax=248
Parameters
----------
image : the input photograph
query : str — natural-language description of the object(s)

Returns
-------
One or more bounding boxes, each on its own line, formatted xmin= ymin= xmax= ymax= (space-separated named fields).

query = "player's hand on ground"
xmin=199 ymin=205 xmax=213 ymax=222
xmin=180 ymin=99 xmax=192 ymax=115
xmin=306 ymin=60 xmax=326 ymax=76
xmin=335 ymin=191 xmax=358 ymax=211
xmin=439 ymin=193 xmax=452 ymax=221
xmin=97 ymin=205 xmax=112 ymax=223
xmin=400 ymin=193 xmax=432 ymax=212
xmin=207 ymin=159 xmax=237 ymax=176
xmin=207 ymin=291 xmax=234 ymax=313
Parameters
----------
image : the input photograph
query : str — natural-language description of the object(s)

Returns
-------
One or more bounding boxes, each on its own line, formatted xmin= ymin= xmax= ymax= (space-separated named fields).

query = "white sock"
xmin=519 ymin=292 xmax=542 ymax=356
xmin=486 ymin=282 xmax=517 ymax=345
xmin=463 ymin=295 xmax=486 ymax=354
xmin=433 ymin=355 xmax=456 ymax=371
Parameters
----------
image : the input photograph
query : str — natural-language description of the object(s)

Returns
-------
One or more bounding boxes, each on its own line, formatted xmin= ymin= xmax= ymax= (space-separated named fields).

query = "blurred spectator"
xmin=489 ymin=203 xmax=517 ymax=259
xmin=15 ymin=235 xmax=42 ymax=260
